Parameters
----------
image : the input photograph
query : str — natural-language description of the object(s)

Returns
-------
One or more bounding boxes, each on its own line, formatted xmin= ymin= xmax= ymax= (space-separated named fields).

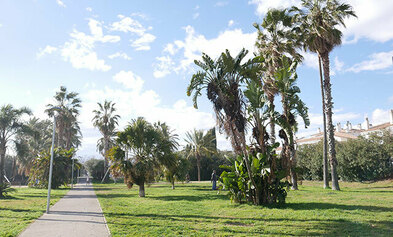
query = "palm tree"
xmin=188 ymin=49 xmax=265 ymax=203
xmin=13 ymin=118 xmax=52 ymax=180
xmin=294 ymin=0 xmax=356 ymax=190
xmin=0 ymin=104 xmax=31 ymax=197
xmin=184 ymin=129 xmax=215 ymax=181
xmin=92 ymin=101 xmax=120 ymax=176
xmin=110 ymin=117 xmax=175 ymax=197
xmin=254 ymin=9 xmax=303 ymax=145
xmin=46 ymin=86 xmax=82 ymax=149
xmin=274 ymin=57 xmax=310 ymax=190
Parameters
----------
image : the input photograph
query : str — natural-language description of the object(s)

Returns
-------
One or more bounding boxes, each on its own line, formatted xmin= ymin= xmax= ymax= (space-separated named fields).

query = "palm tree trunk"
xmin=139 ymin=183 xmax=145 ymax=197
xmin=319 ymin=56 xmax=329 ymax=189
xmin=269 ymin=96 xmax=276 ymax=145
xmin=196 ymin=155 xmax=201 ymax=181
xmin=0 ymin=143 xmax=6 ymax=197
xmin=321 ymin=53 xmax=340 ymax=191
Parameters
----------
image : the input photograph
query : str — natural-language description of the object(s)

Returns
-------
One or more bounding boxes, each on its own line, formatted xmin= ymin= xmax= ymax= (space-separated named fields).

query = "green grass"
xmin=95 ymin=180 xmax=393 ymax=236
xmin=0 ymin=187 xmax=69 ymax=237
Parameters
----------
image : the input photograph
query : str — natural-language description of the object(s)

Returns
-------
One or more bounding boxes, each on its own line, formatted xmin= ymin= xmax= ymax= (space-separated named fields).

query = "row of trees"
xmin=187 ymin=0 xmax=356 ymax=204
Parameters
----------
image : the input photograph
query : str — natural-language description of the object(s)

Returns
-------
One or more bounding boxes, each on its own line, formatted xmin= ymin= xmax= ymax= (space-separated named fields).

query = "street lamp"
xmin=46 ymin=106 xmax=62 ymax=214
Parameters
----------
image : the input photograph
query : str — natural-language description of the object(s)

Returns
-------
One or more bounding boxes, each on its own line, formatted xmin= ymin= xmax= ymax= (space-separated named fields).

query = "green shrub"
xmin=296 ymin=131 xmax=393 ymax=182
xmin=28 ymin=148 xmax=75 ymax=189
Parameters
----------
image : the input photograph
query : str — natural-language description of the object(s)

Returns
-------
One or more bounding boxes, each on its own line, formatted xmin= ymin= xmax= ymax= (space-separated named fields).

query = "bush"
xmin=296 ymin=131 xmax=393 ymax=182
xmin=28 ymin=148 xmax=75 ymax=189
xmin=296 ymin=142 xmax=325 ymax=181
xmin=337 ymin=132 xmax=393 ymax=182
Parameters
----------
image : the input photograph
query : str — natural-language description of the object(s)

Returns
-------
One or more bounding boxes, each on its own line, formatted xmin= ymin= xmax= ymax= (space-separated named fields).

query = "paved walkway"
xmin=19 ymin=183 xmax=110 ymax=237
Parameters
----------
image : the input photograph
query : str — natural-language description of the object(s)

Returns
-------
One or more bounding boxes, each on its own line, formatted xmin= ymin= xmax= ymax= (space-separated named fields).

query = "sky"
xmin=0 ymin=0 xmax=392 ymax=160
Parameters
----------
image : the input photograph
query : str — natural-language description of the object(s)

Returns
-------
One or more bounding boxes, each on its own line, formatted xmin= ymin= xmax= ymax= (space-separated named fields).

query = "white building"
xmin=296 ymin=109 xmax=393 ymax=146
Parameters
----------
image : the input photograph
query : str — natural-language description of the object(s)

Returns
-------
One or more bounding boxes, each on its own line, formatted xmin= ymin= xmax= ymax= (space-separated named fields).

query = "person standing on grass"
xmin=211 ymin=170 xmax=217 ymax=190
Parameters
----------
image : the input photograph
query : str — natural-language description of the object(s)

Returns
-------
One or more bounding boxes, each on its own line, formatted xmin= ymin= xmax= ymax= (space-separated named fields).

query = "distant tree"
xmin=92 ymin=100 xmax=120 ymax=178
xmin=164 ymin=153 xmax=190 ymax=189
xmin=46 ymin=86 xmax=82 ymax=150
xmin=184 ymin=129 xmax=216 ymax=181
xmin=84 ymin=158 xmax=105 ymax=181
xmin=0 ymin=104 xmax=31 ymax=197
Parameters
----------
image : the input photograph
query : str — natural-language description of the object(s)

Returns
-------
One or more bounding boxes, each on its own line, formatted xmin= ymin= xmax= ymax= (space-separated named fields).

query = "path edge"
xmin=17 ymin=188 xmax=72 ymax=237
xmin=93 ymin=184 xmax=112 ymax=237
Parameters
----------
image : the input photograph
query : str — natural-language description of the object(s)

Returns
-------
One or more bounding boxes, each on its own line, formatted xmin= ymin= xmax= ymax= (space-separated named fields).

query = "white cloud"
xmin=347 ymin=50 xmax=393 ymax=73
xmin=77 ymin=71 xmax=219 ymax=156
xmin=113 ymin=70 xmax=144 ymax=92
xmin=110 ymin=15 xmax=155 ymax=51
xmin=215 ymin=1 xmax=228 ymax=7
xmin=334 ymin=56 xmax=344 ymax=72
xmin=86 ymin=7 xmax=92 ymax=12
xmin=131 ymin=33 xmax=156 ymax=51
xmin=301 ymin=51 xmax=319 ymax=70
xmin=153 ymin=26 xmax=257 ymax=78
xmin=343 ymin=0 xmax=393 ymax=43
xmin=108 ymin=52 xmax=131 ymax=60
xmin=56 ymin=0 xmax=66 ymax=8
xmin=153 ymin=56 xmax=175 ymax=78
xmin=110 ymin=15 xmax=148 ymax=35
xmin=228 ymin=20 xmax=234 ymax=27
xmin=248 ymin=0 xmax=301 ymax=17
xmin=59 ymin=19 xmax=120 ymax=71
xmin=36 ymin=45 xmax=58 ymax=58
xmin=193 ymin=13 xmax=200 ymax=20
xmin=370 ymin=108 xmax=392 ymax=125
xmin=0 ymin=23 xmax=3 ymax=28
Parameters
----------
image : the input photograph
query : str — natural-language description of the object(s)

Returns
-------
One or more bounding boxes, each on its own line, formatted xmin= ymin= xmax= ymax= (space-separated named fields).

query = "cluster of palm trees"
xmin=187 ymin=0 xmax=356 ymax=203
xmin=0 ymin=86 xmax=83 ymax=196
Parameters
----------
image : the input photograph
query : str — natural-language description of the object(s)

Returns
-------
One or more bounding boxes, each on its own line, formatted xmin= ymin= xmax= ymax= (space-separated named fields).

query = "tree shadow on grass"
xmin=96 ymin=193 xmax=137 ymax=198
xmin=104 ymin=212 xmax=392 ymax=236
xmin=146 ymin=194 xmax=228 ymax=202
xmin=280 ymin=202 xmax=393 ymax=213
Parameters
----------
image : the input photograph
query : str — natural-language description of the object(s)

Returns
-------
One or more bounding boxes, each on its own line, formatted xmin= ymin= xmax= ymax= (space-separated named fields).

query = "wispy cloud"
xmin=56 ymin=0 xmax=66 ymax=8
xmin=36 ymin=45 xmax=57 ymax=59
xmin=347 ymin=50 xmax=393 ymax=73
xmin=108 ymin=52 xmax=131 ymax=60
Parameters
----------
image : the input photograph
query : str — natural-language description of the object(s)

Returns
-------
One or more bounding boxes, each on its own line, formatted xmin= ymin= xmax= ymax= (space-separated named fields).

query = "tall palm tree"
xmin=0 ymin=104 xmax=31 ymax=197
xmin=294 ymin=0 xmax=356 ymax=190
xmin=92 ymin=101 xmax=120 ymax=176
xmin=274 ymin=57 xmax=310 ymax=190
xmin=184 ymin=129 xmax=215 ymax=181
xmin=46 ymin=86 xmax=82 ymax=149
xmin=254 ymin=9 xmax=303 ymax=145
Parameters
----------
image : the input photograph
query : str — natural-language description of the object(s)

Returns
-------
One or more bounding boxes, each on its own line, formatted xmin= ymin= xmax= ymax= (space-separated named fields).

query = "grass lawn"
xmin=0 ymin=187 xmax=69 ymax=237
xmin=95 ymin=180 xmax=393 ymax=236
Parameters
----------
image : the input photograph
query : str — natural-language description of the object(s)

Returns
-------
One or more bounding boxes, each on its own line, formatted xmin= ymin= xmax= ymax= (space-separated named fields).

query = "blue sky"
xmin=0 ymin=0 xmax=392 ymax=159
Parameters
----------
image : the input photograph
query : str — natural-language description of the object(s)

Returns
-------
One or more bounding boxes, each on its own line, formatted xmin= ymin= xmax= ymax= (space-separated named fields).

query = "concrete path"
xmin=19 ymin=183 xmax=110 ymax=237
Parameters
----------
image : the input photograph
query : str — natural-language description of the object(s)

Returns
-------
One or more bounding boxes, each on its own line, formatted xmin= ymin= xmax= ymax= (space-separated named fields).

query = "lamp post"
xmin=71 ymin=158 xmax=74 ymax=189
xmin=46 ymin=106 xmax=61 ymax=214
